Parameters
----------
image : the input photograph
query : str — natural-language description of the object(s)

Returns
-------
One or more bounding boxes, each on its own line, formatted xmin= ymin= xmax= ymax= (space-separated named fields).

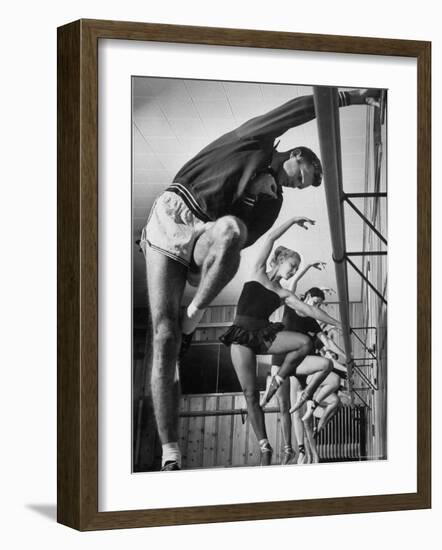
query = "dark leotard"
xmin=282 ymin=306 xmax=322 ymax=336
xmin=236 ymin=280 xmax=281 ymax=320
xmin=219 ymin=281 xmax=284 ymax=354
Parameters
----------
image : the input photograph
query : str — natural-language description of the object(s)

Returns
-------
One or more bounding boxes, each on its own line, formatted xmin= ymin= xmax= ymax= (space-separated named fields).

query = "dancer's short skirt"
xmin=219 ymin=315 xmax=285 ymax=354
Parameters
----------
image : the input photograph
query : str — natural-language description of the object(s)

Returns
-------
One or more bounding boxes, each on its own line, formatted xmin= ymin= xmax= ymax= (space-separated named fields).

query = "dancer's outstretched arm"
xmin=288 ymin=260 xmax=326 ymax=293
xmin=252 ymin=216 xmax=314 ymax=272
xmin=317 ymin=332 xmax=347 ymax=362
xmin=284 ymin=292 xmax=341 ymax=327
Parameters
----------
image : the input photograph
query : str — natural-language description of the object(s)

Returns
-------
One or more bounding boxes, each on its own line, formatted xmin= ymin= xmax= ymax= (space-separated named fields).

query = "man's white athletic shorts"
xmin=140 ymin=191 xmax=208 ymax=268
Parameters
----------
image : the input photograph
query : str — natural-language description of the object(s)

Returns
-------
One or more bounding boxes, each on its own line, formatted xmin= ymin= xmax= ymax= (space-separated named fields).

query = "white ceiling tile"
xmin=133 ymin=126 xmax=153 ymax=153
xmin=260 ymin=83 xmax=302 ymax=101
xmin=168 ymin=118 xmax=207 ymax=140
xmin=145 ymin=137 xmax=183 ymax=155
xmin=229 ymin=100 xmax=265 ymax=122
xmin=155 ymin=154 xmax=192 ymax=174
xmin=180 ymin=139 xmax=211 ymax=158
xmin=132 ymin=77 xmax=156 ymax=97
xmin=261 ymin=97 xmax=290 ymax=112
xmin=160 ymin=97 xmax=199 ymax=119
xmin=140 ymin=78 xmax=189 ymax=101
xmin=194 ymin=99 xmax=234 ymax=119
xmin=134 ymin=117 xmax=175 ymax=139
xmin=132 ymin=153 xmax=167 ymax=171
xmin=203 ymin=120 xmax=237 ymax=143
xmin=204 ymin=118 xmax=237 ymax=136
xmin=132 ymin=97 xmax=164 ymax=118
xmin=133 ymin=169 xmax=174 ymax=185
xmin=223 ymin=81 xmax=263 ymax=100
xmin=183 ymin=79 xmax=225 ymax=100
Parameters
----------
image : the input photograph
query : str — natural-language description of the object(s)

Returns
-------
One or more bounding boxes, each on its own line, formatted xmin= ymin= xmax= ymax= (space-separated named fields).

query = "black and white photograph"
xmin=131 ymin=77 xmax=387 ymax=472
xmin=2 ymin=0 xmax=436 ymax=541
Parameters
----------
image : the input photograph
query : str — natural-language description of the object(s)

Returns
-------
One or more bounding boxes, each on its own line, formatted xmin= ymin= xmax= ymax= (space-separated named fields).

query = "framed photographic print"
xmin=57 ymin=19 xmax=431 ymax=530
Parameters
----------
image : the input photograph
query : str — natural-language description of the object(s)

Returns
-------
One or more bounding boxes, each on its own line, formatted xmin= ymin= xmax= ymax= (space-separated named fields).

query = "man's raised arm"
xmin=235 ymin=88 xmax=381 ymax=141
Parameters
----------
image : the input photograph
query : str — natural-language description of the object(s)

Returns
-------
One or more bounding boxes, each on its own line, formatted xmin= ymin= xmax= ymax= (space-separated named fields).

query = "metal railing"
xmin=313 ymin=87 xmax=387 ymax=412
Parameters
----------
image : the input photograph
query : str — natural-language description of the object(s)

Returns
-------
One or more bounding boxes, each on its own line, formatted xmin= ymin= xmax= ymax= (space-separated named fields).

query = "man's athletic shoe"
xmin=161 ymin=460 xmax=181 ymax=471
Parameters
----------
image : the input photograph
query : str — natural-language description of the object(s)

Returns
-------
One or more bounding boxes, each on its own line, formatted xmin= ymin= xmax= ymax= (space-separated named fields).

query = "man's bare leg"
xmin=181 ymin=216 xmax=247 ymax=335
xmin=145 ymin=247 xmax=187 ymax=468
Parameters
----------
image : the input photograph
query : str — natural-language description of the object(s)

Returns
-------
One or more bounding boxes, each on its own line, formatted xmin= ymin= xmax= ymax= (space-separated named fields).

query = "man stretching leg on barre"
xmin=140 ymin=87 xmax=380 ymax=470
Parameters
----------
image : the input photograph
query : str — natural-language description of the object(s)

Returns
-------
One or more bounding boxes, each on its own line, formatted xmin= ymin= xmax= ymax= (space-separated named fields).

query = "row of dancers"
xmin=140 ymin=89 xmax=379 ymax=470
xmin=217 ymin=216 xmax=350 ymax=466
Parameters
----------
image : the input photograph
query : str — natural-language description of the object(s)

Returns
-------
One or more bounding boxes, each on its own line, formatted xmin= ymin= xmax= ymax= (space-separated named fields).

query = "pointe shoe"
xmin=297 ymin=449 xmax=306 ymax=465
xmin=259 ymin=444 xmax=273 ymax=466
xmin=301 ymin=400 xmax=315 ymax=422
xmin=289 ymin=390 xmax=310 ymax=414
xmin=260 ymin=376 xmax=282 ymax=407
xmin=281 ymin=447 xmax=295 ymax=465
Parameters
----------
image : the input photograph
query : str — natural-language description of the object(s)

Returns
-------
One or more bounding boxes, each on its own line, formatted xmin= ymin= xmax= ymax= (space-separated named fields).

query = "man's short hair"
xmin=290 ymin=146 xmax=323 ymax=187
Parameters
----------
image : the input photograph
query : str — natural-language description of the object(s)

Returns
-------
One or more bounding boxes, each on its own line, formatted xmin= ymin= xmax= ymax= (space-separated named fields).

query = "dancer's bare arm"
xmin=288 ymin=260 xmax=326 ymax=293
xmin=317 ymin=332 xmax=347 ymax=362
xmin=252 ymin=216 xmax=315 ymax=272
xmin=283 ymin=292 xmax=341 ymax=327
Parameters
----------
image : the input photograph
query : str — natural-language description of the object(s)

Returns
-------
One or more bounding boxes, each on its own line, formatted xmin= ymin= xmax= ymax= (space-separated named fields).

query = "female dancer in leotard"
xmin=302 ymin=349 xmax=348 ymax=428
xmin=270 ymin=269 xmax=349 ymax=464
xmin=267 ymin=253 xmax=330 ymax=463
xmin=295 ymin=348 xmax=348 ymax=463
xmin=219 ymin=216 xmax=341 ymax=465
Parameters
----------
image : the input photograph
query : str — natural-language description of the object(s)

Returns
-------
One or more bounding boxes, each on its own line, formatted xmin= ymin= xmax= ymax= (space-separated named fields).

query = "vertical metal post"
xmin=313 ymin=87 xmax=353 ymax=366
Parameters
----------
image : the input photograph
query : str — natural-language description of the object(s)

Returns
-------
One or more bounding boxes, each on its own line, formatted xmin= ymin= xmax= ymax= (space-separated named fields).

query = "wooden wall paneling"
xmin=186 ymin=396 xmax=205 ymax=469
xmin=216 ymin=395 xmax=234 ymax=467
xmin=202 ymin=396 xmax=218 ymax=468
xmin=178 ymin=395 xmax=190 ymax=469
xmin=231 ymin=394 xmax=247 ymax=467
